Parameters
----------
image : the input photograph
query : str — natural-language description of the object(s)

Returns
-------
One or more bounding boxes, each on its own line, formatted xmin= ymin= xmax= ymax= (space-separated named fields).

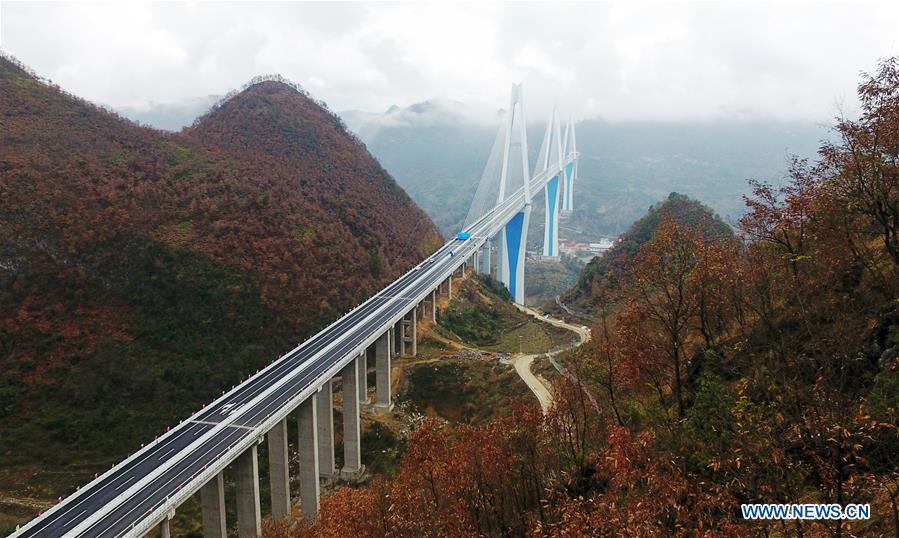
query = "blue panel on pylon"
xmin=505 ymin=211 xmax=525 ymax=298
xmin=546 ymin=176 xmax=559 ymax=256
xmin=564 ymin=162 xmax=575 ymax=209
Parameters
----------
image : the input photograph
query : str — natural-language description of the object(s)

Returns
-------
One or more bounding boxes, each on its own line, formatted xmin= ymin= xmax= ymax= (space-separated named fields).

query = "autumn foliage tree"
xmin=282 ymin=56 xmax=899 ymax=537
xmin=0 ymin=54 xmax=441 ymax=492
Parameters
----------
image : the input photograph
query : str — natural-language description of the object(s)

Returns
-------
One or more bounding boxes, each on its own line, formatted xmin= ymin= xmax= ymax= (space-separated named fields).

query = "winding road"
xmin=503 ymin=305 xmax=591 ymax=413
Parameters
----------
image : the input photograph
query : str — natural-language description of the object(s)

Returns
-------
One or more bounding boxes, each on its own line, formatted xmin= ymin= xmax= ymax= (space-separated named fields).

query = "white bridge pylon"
xmin=463 ymin=84 xmax=579 ymax=304
xmin=536 ymin=106 xmax=563 ymax=257
xmin=562 ymin=114 xmax=577 ymax=213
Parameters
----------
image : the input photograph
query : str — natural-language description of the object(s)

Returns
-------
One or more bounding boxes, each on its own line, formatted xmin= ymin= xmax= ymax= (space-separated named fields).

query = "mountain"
xmin=344 ymin=105 xmax=827 ymax=242
xmin=350 ymin=98 xmax=486 ymax=143
xmin=566 ymin=119 xmax=828 ymax=238
xmin=341 ymin=100 xmax=499 ymax=236
xmin=561 ymin=192 xmax=732 ymax=313
xmin=0 ymin=56 xmax=440 ymax=502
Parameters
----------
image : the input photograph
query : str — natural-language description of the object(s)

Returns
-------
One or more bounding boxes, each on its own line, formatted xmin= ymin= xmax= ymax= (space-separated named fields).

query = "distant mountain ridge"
xmin=340 ymin=100 xmax=826 ymax=241
xmin=0 ymin=54 xmax=440 ymax=500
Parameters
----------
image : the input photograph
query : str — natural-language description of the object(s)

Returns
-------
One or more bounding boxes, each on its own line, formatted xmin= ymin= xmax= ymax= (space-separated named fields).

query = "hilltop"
xmin=561 ymin=192 xmax=732 ymax=314
xmin=0 ymin=55 xmax=440 ymax=517
xmin=277 ymin=58 xmax=899 ymax=537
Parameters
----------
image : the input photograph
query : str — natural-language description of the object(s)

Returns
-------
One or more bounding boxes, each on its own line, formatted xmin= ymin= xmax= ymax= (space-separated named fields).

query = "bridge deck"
xmin=13 ymin=156 xmax=575 ymax=538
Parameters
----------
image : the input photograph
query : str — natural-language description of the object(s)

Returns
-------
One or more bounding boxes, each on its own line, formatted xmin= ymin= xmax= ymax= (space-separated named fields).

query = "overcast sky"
xmin=2 ymin=2 xmax=898 ymax=124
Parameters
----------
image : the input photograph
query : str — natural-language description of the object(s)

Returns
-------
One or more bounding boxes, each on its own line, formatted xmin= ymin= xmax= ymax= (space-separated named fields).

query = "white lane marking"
xmin=191 ymin=420 xmax=255 ymax=431
xmin=114 ymin=477 xmax=136 ymax=493
xmin=109 ymin=290 xmax=433 ymax=537
xmin=106 ymin=248 xmax=478 ymax=536
xmin=8 ymin=422 xmax=206 ymax=538
xmin=68 ymin=159 xmax=573 ymax=538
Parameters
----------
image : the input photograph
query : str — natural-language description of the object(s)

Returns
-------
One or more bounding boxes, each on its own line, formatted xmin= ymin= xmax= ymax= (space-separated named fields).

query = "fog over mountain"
xmin=115 ymin=94 xmax=827 ymax=241
xmin=6 ymin=3 xmax=896 ymax=123
xmin=342 ymin=99 xmax=829 ymax=240
xmin=116 ymin=94 xmax=220 ymax=131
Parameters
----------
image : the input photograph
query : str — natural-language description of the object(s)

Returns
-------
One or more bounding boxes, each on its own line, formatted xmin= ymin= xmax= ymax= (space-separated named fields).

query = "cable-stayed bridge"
xmin=12 ymin=84 xmax=579 ymax=538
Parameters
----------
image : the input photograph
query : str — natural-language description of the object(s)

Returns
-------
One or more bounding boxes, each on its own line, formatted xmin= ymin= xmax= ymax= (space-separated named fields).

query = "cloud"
xmin=2 ymin=1 xmax=897 ymax=124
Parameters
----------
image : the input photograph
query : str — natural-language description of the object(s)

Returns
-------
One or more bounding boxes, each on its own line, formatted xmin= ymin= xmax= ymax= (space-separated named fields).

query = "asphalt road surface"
xmin=14 ymin=161 xmax=572 ymax=538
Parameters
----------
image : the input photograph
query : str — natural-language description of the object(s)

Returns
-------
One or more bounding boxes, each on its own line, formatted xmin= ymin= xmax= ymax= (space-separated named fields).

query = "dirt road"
xmin=504 ymin=305 xmax=591 ymax=413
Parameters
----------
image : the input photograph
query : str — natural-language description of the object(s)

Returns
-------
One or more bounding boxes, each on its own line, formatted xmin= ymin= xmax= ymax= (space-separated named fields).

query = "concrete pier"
xmin=431 ymin=290 xmax=437 ymax=321
xmin=388 ymin=326 xmax=395 ymax=357
xmin=297 ymin=394 xmax=320 ymax=518
xmin=266 ymin=419 xmax=290 ymax=520
xmin=358 ymin=350 xmax=368 ymax=404
xmin=397 ymin=318 xmax=406 ymax=356
xmin=479 ymin=242 xmax=491 ymax=275
xmin=448 ymin=275 xmax=453 ymax=299
xmin=160 ymin=518 xmax=171 ymax=538
xmin=374 ymin=331 xmax=392 ymax=414
xmin=341 ymin=357 xmax=362 ymax=475
xmin=393 ymin=321 xmax=402 ymax=357
xmin=316 ymin=379 xmax=335 ymax=478
xmin=402 ymin=307 xmax=417 ymax=357
xmin=411 ymin=306 xmax=417 ymax=356
xmin=236 ymin=445 xmax=261 ymax=537
xmin=200 ymin=472 xmax=227 ymax=538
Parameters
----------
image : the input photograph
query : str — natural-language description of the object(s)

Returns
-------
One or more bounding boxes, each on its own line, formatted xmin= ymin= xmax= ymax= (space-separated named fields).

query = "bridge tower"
xmin=540 ymin=107 xmax=564 ymax=258
xmin=561 ymin=116 xmax=577 ymax=212
xmin=495 ymin=83 xmax=532 ymax=304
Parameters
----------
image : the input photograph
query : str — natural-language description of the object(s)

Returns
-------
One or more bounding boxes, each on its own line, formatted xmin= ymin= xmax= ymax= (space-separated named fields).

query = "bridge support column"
xmin=316 ymin=379 xmax=335 ymax=478
xmin=431 ymin=290 xmax=437 ymax=321
xmin=201 ymin=472 xmax=227 ymax=538
xmin=392 ymin=321 xmax=401 ymax=356
xmin=298 ymin=394 xmax=320 ymax=518
xmin=405 ymin=307 xmax=417 ymax=356
xmin=374 ymin=331 xmax=392 ymax=414
xmin=543 ymin=173 xmax=561 ymax=258
xmin=388 ymin=326 xmax=395 ymax=357
xmin=236 ymin=444 xmax=262 ymax=537
xmin=479 ymin=241 xmax=491 ymax=275
xmin=447 ymin=276 xmax=453 ymax=299
xmin=160 ymin=518 xmax=171 ymax=538
xmin=358 ymin=350 xmax=368 ymax=404
xmin=401 ymin=311 xmax=414 ymax=357
xmin=499 ymin=206 xmax=531 ymax=304
xmin=267 ymin=418 xmax=290 ymax=521
xmin=341 ymin=357 xmax=362 ymax=476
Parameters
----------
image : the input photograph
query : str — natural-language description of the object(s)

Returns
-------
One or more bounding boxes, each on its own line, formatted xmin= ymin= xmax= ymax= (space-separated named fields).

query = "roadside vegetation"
xmin=440 ymin=275 xmax=574 ymax=352
xmin=272 ymin=57 xmax=899 ymax=537
xmin=0 ymin=54 xmax=441 ymax=532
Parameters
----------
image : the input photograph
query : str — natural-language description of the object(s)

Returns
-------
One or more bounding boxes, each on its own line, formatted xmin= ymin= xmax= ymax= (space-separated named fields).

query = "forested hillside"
xmin=0 ymin=55 xmax=440 ymax=504
xmin=562 ymin=192 xmax=732 ymax=313
xmin=276 ymin=58 xmax=899 ymax=537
